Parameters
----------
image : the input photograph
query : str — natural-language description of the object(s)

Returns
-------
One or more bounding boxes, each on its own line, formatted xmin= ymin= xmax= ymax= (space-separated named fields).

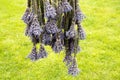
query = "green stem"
xmin=40 ymin=0 xmax=45 ymax=25
xmin=27 ymin=0 xmax=31 ymax=8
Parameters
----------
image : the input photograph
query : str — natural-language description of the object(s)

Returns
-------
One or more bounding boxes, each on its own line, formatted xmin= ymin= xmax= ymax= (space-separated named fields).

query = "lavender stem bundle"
xmin=22 ymin=0 xmax=86 ymax=76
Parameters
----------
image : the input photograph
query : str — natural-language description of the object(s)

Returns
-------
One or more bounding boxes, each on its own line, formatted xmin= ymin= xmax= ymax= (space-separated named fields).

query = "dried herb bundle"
xmin=22 ymin=0 xmax=86 ymax=76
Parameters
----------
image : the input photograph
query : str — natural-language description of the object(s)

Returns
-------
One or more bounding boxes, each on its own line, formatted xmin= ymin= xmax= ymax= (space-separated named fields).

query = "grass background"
xmin=0 ymin=0 xmax=120 ymax=80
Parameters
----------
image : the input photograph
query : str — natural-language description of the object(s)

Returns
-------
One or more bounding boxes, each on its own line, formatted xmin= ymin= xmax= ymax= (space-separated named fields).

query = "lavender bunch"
xmin=63 ymin=54 xmax=73 ymax=66
xmin=45 ymin=1 xmax=57 ymax=18
xmin=45 ymin=19 xmax=59 ymax=34
xmin=68 ymin=58 xmax=80 ymax=76
xmin=52 ymin=37 xmax=64 ymax=53
xmin=66 ymin=22 xmax=77 ymax=39
xmin=77 ymin=23 xmax=86 ymax=40
xmin=52 ymin=31 xmax=64 ymax=45
xmin=75 ymin=6 xmax=85 ymax=23
xmin=42 ymin=32 xmax=52 ymax=45
xmin=37 ymin=44 xmax=48 ymax=59
xmin=57 ymin=2 xmax=64 ymax=14
xmin=29 ymin=15 xmax=43 ymax=37
xmin=22 ymin=8 xmax=34 ymax=24
xmin=62 ymin=0 xmax=73 ymax=13
xmin=27 ymin=45 xmax=38 ymax=61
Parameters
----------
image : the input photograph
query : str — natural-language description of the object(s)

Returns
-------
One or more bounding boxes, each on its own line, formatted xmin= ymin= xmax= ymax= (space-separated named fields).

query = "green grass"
xmin=0 ymin=0 xmax=120 ymax=80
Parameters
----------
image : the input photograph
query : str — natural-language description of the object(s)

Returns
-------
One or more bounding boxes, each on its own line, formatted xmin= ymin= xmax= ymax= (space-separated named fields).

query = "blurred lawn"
xmin=0 ymin=0 xmax=120 ymax=80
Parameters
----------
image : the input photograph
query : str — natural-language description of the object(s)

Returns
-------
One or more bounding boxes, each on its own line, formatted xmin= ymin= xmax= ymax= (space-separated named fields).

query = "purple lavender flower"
xmin=29 ymin=15 xmax=43 ymax=37
xmin=22 ymin=8 xmax=34 ymax=24
xmin=45 ymin=1 xmax=57 ymax=18
xmin=63 ymin=54 xmax=73 ymax=66
xmin=42 ymin=32 xmax=52 ymax=45
xmin=75 ymin=6 xmax=85 ymax=22
xmin=66 ymin=23 xmax=77 ymax=39
xmin=68 ymin=59 xmax=80 ymax=76
xmin=45 ymin=20 xmax=59 ymax=34
xmin=27 ymin=46 xmax=38 ymax=61
xmin=57 ymin=2 xmax=64 ymax=14
xmin=62 ymin=0 xmax=72 ymax=13
xmin=52 ymin=38 xmax=64 ymax=53
xmin=37 ymin=44 xmax=48 ymax=59
xmin=78 ymin=24 xmax=86 ymax=40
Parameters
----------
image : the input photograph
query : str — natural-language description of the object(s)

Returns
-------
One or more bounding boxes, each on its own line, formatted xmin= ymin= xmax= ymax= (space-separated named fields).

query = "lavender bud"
xmin=27 ymin=46 xmax=38 ymax=61
xmin=75 ymin=6 xmax=85 ymax=22
xmin=62 ymin=0 xmax=72 ymax=13
xmin=78 ymin=24 xmax=86 ymax=40
xmin=42 ymin=32 xmax=52 ymax=45
xmin=45 ymin=20 xmax=59 ymax=34
xmin=45 ymin=1 xmax=57 ymax=18
xmin=37 ymin=44 xmax=48 ymax=59
xmin=52 ymin=38 xmax=64 ymax=53
xmin=29 ymin=15 xmax=43 ymax=37
xmin=66 ymin=23 xmax=77 ymax=39
xmin=22 ymin=8 xmax=34 ymax=24
xmin=63 ymin=54 xmax=73 ymax=66
xmin=68 ymin=59 xmax=80 ymax=76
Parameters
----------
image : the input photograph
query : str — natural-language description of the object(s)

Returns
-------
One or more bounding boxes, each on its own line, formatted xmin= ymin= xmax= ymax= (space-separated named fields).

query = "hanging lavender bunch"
xmin=61 ymin=0 xmax=73 ymax=13
xmin=75 ymin=6 xmax=85 ymax=23
xmin=42 ymin=32 xmax=52 ymax=45
xmin=52 ymin=37 xmax=64 ymax=53
xmin=27 ymin=45 xmax=38 ymax=61
xmin=22 ymin=8 xmax=34 ymax=24
xmin=29 ymin=15 xmax=43 ymax=37
xmin=37 ymin=44 xmax=48 ymax=59
xmin=66 ymin=22 xmax=77 ymax=39
xmin=68 ymin=58 xmax=80 ymax=76
xmin=44 ymin=1 xmax=57 ymax=18
xmin=63 ymin=54 xmax=73 ymax=66
xmin=77 ymin=23 xmax=86 ymax=40
xmin=52 ymin=31 xmax=64 ymax=46
xmin=57 ymin=2 xmax=64 ymax=14
xmin=45 ymin=19 xmax=59 ymax=34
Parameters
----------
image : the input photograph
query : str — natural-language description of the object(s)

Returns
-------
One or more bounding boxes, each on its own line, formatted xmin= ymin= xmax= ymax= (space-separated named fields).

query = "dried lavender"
xmin=66 ymin=23 xmax=77 ymax=39
xmin=45 ymin=20 xmax=59 ymax=34
xmin=44 ymin=1 xmax=57 ymax=18
xmin=22 ymin=8 xmax=34 ymax=24
xmin=75 ymin=6 xmax=85 ymax=23
xmin=63 ymin=54 xmax=73 ymax=66
xmin=77 ymin=23 xmax=86 ymax=40
xmin=52 ymin=38 xmax=64 ymax=53
xmin=62 ymin=0 xmax=73 ymax=13
xmin=52 ymin=31 xmax=64 ymax=45
xmin=37 ymin=44 xmax=48 ymax=59
xmin=22 ymin=0 xmax=86 ymax=76
xmin=57 ymin=2 xmax=64 ymax=14
xmin=29 ymin=15 xmax=43 ymax=37
xmin=27 ymin=45 xmax=38 ymax=61
xmin=42 ymin=32 xmax=52 ymax=45
xmin=68 ymin=58 xmax=80 ymax=76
